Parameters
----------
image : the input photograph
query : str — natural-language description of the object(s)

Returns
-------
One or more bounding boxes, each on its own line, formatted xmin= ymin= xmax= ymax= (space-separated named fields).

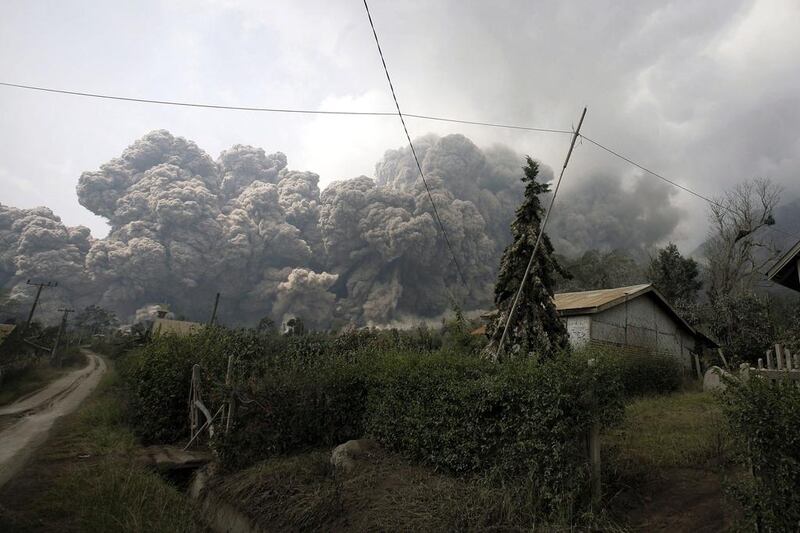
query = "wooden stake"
xmin=693 ymin=352 xmax=702 ymax=380
xmin=717 ymin=348 xmax=730 ymax=371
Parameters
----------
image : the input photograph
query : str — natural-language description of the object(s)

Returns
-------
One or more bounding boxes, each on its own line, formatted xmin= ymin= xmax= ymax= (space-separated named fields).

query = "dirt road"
xmin=0 ymin=351 xmax=106 ymax=487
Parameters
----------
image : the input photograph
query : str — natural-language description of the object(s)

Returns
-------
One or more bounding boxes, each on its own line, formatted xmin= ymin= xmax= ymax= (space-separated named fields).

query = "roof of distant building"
xmin=151 ymin=318 xmax=203 ymax=337
xmin=767 ymin=239 xmax=800 ymax=292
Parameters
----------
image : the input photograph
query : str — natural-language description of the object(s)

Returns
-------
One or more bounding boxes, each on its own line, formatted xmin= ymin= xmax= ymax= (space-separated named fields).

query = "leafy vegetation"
xmin=648 ymin=242 xmax=702 ymax=304
xmin=599 ymin=348 xmax=684 ymax=397
xmin=119 ymin=327 xmax=625 ymax=520
xmin=720 ymin=375 xmax=800 ymax=531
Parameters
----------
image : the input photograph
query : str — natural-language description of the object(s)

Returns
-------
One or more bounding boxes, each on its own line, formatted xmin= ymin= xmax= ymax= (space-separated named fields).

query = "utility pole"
xmin=24 ymin=279 xmax=58 ymax=330
xmin=51 ymin=307 xmax=74 ymax=368
xmin=494 ymin=107 xmax=587 ymax=361
xmin=208 ymin=292 xmax=220 ymax=326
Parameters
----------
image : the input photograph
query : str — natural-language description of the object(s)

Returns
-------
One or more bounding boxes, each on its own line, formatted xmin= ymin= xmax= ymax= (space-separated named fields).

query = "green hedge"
xmin=592 ymin=348 xmax=683 ymax=397
xmin=721 ymin=375 xmax=800 ymax=531
xmin=216 ymin=349 xmax=623 ymax=514
xmin=120 ymin=329 xmax=234 ymax=443
xmin=215 ymin=359 xmax=369 ymax=470
xmin=121 ymin=328 xmax=625 ymax=515
xmin=364 ymin=353 xmax=622 ymax=508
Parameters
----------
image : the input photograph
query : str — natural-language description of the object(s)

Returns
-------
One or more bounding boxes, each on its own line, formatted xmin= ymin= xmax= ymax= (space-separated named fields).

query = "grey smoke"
xmin=1 ymin=130 xmax=683 ymax=327
xmin=548 ymin=174 xmax=684 ymax=257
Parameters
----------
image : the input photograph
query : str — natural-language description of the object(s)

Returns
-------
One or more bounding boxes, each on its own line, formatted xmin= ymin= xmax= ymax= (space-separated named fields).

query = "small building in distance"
xmin=150 ymin=317 xmax=203 ymax=337
xmin=767 ymin=239 xmax=800 ymax=292
xmin=556 ymin=284 xmax=712 ymax=370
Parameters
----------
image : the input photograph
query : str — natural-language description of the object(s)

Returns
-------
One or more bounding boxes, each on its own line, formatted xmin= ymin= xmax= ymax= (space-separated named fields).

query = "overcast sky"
xmin=1 ymin=0 xmax=798 ymax=251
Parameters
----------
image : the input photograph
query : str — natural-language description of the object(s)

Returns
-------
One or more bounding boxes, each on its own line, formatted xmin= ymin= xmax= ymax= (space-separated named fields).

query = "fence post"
xmin=224 ymin=354 xmax=235 ymax=434
xmin=693 ymin=352 xmax=702 ymax=380
xmin=587 ymin=358 xmax=601 ymax=507
xmin=775 ymin=344 xmax=784 ymax=371
xmin=766 ymin=349 xmax=773 ymax=370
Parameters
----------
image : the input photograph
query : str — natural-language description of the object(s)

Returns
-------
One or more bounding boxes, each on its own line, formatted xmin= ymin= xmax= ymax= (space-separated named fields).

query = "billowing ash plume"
xmin=1 ymin=130 xmax=684 ymax=327
xmin=547 ymin=174 xmax=683 ymax=257
xmin=0 ymin=204 xmax=93 ymax=322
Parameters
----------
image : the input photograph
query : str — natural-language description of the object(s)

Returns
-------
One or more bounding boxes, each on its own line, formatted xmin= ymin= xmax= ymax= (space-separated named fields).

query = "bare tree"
xmin=704 ymin=177 xmax=781 ymax=302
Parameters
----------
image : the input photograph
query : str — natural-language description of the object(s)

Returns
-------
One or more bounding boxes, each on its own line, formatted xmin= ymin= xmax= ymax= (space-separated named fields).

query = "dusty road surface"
xmin=0 ymin=351 xmax=106 ymax=487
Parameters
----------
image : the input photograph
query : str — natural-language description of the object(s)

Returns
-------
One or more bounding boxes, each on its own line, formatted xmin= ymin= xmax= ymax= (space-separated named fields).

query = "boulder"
xmin=703 ymin=366 xmax=729 ymax=391
xmin=330 ymin=439 xmax=380 ymax=474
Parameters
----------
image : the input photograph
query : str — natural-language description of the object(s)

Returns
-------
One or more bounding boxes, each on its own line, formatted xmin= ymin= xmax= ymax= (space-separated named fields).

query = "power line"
xmin=579 ymin=133 xmax=800 ymax=243
xmin=0 ymin=81 xmax=397 ymax=116
xmin=2 ymin=80 xmax=795 ymax=244
xmin=0 ymin=81 xmax=570 ymax=134
xmin=362 ymin=0 xmax=470 ymax=291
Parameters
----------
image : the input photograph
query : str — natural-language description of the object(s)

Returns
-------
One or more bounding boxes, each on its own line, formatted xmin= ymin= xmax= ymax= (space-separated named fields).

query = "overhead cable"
xmin=0 ymin=81 xmax=569 ymax=134
xmin=579 ymin=134 xmax=800 ymax=243
xmin=362 ymin=0 xmax=470 ymax=290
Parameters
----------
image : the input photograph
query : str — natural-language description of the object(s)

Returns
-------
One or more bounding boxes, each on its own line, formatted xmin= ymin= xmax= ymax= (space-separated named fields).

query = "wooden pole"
xmin=224 ymin=354 xmax=235 ymax=434
xmin=717 ymin=348 xmax=730 ymax=371
xmin=693 ymin=352 xmax=702 ymax=380
xmin=208 ymin=292 xmax=220 ymax=326
xmin=587 ymin=358 xmax=601 ymax=507
xmin=24 ymin=280 xmax=57 ymax=330
xmin=51 ymin=307 xmax=74 ymax=367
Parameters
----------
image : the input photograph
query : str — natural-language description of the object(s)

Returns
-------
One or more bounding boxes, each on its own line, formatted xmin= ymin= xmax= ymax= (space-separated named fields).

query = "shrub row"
xmin=594 ymin=347 xmax=683 ymax=397
xmin=120 ymin=327 xmax=444 ymax=443
xmin=121 ymin=328 xmax=625 ymax=513
xmin=720 ymin=375 xmax=800 ymax=531
xmin=364 ymin=352 xmax=623 ymax=510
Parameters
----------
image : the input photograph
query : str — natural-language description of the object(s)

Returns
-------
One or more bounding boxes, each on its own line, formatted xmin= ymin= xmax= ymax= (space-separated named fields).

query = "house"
xmin=556 ymin=284 xmax=713 ymax=370
xmin=767 ymin=239 xmax=800 ymax=292
xmin=150 ymin=317 xmax=203 ymax=337
xmin=474 ymin=283 xmax=714 ymax=371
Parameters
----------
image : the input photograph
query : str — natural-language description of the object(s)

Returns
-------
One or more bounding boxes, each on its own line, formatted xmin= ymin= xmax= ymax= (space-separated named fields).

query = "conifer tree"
xmin=485 ymin=157 xmax=569 ymax=360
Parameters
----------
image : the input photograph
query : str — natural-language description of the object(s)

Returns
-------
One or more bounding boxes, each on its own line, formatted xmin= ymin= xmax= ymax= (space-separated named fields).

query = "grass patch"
xmin=211 ymin=448 xmax=621 ymax=531
xmin=602 ymin=390 xmax=732 ymax=500
xmin=604 ymin=392 xmax=727 ymax=474
xmin=0 ymin=360 xmax=204 ymax=533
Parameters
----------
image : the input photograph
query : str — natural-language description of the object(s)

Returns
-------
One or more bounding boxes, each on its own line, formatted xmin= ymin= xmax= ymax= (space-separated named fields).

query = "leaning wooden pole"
xmin=494 ymin=107 xmax=587 ymax=361
xmin=208 ymin=292 xmax=220 ymax=326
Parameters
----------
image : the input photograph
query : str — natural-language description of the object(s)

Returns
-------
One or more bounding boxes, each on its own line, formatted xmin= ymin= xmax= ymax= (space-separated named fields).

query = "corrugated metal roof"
xmin=554 ymin=284 xmax=652 ymax=313
xmin=767 ymin=238 xmax=800 ymax=292
xmin=152 ymin=318 xmax=203 ymax=337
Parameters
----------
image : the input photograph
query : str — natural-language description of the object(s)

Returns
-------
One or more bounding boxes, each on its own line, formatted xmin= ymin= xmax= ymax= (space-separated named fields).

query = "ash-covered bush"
xmin=120 ymin=327 xmax=253 ymax=443
xmin=120 ymin=327 xmax=441 ymax=445
xmin=720 ymin=375 xmax=800 ymax=531
xmin=122 ymin=326 xmax=624 ymax=517
xmin=214 ymin=359 xmax=369 ymax=470
xmin=588 ymin=347 xmax=683 ymax=397
xmin=364 ymin=352 xmax=623 ymax=509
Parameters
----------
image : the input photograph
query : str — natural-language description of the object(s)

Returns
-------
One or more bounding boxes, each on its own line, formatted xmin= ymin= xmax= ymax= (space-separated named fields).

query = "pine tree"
xmin=647 ymin=243 xmax=702 ymax=304
xmin=485 ymin=157 xmax=570 ymax=360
